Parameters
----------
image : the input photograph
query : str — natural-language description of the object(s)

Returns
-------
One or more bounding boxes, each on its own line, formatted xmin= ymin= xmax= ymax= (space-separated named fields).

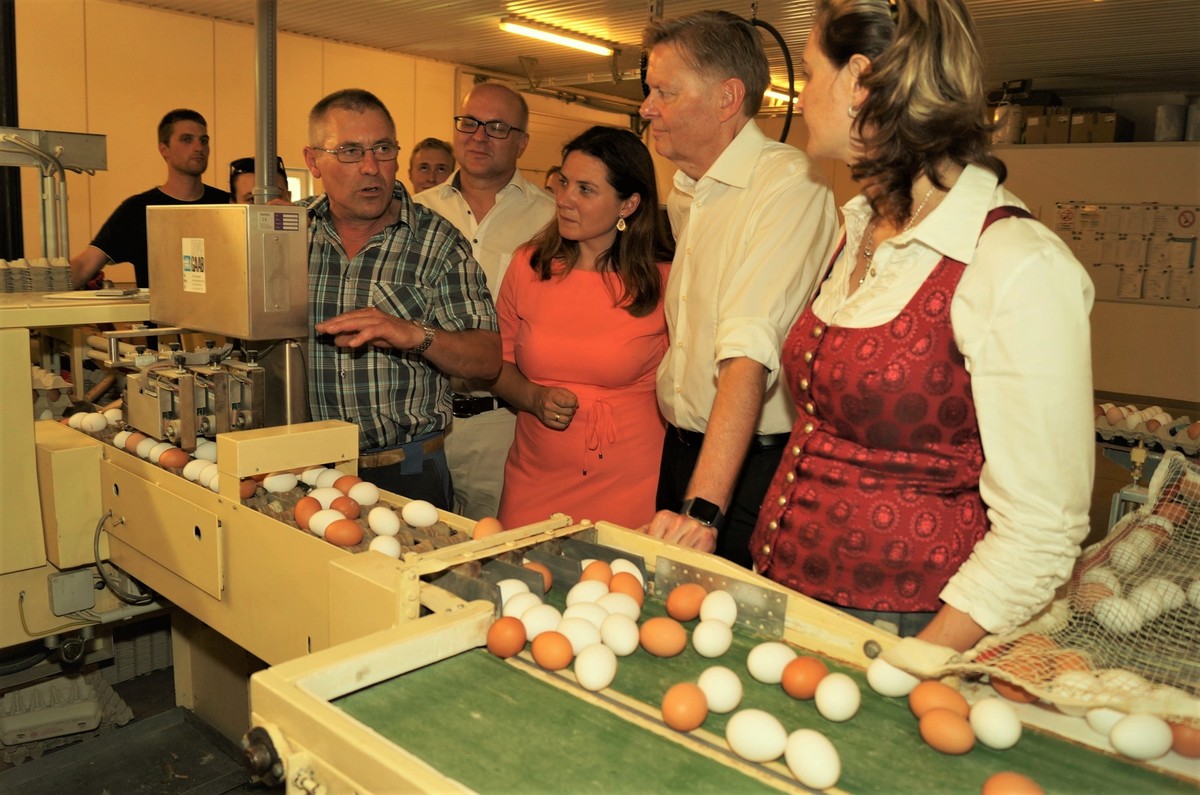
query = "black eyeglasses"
xmin=454 ymin=116 xmax=524 ymax=140
xmin=312 ymin=143 xmax=400 ymax=163
xmin=230 ymin=155 xmax=286 ymax=176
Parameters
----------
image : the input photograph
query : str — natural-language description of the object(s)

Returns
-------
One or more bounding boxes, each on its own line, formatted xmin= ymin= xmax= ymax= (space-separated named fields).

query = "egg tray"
xmin=1094 ymin=419 xmax=1200 ymax=458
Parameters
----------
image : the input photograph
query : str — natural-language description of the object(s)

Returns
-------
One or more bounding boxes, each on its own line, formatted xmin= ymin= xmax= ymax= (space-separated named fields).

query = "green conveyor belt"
xmin=336 ymin=597 xmax=1195 ymax=794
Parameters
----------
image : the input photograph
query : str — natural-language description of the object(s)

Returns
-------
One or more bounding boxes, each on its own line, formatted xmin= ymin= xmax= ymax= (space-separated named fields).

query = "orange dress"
xmin=496 ymin=249 xmax=669 ymax=529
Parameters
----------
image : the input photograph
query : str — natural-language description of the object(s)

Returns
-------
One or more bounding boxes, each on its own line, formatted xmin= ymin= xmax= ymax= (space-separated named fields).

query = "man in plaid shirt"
xmin=301 ymin=89 xmax=500 ymax=508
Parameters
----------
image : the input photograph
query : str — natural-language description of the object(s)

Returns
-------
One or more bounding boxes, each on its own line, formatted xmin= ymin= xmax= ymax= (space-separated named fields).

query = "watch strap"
xmin=411 ymin=322 xmax=435 ymax=354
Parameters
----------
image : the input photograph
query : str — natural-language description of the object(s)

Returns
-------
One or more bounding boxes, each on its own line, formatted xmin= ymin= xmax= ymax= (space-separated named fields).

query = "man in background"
xmin=229 ymin=155 xmax=291 ymax=204
xmin=640 ymin=11 xmax=837 ymax=566
xmin=415 ymin=82 xmax=555 ymax=520
xmin=408 ymin=138 xmax=455 ymax=193
xmin=301 ymin=88 xmax=500 ymax=508
xmin=70 ymin=109 xmax=230 ymax=288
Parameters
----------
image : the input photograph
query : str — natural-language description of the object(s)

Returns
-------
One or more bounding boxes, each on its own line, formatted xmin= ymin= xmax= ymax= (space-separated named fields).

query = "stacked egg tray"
xmin=329 ymin=537 xmax=1192 ymax=795
xmin=1095 ymin=402 xmax=1200 ymax=457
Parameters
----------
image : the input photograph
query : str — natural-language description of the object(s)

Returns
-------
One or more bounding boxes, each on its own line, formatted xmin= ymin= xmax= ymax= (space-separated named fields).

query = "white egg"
xmin=969 ymin=697 xmax=1022 ymax=750
xmin=697 ymin=666 xmax=743 ymax=714
xmin=692 ymin=619 xmax=733 ymax=658
xmin=368 ymin=506 xmax=401 ymax=536
xmin=1127 ymin=585 xmax=1165 ymax=621
xmin=262 ymin=472 xmax=299 ymax=493
xmin=147 ymin=441 xmax=174 ymax=463
xmin=368 ymin=535 xmax=402 ymax=558
xmin=308 ymin=487 xmax=344 ymax=510
xmin=595 ymin=591 xmax=640 ymax=621
xmin=102 ymin=408 xmax=123 ymax=426
xmin=1109 ymin=541 xmax=1143 ymax=573
xmin=194 ymin=439 xmax=218 ymax=462
xmin=401 ymin=499 xmax=439 ymax=528
xmin=747 ymin=641 xmax=798 ymax=684
xmin=566 ymin=579 xmax=610 ymax=607
xmin=183 ymin=459 xmax=209 ymax=482
xmin=1141 ymin=577 xmax=1186 ymax=612
xmin=1085 ymin=707 xmax=1126 ymax=737
xmin=1123 ymin=529 xmax=1159 ymax=555
xmin=197 ymin=463 xmax=220 ymax=489
xmin=67 ymin=412 xmax=86 ymax=429
xmin=1188 ymin=579 xmax=1200 ymax=609
xmin=308 ymin=508 xmax=346 ymax=538
xmin=563 ymin=603 xmax=610 ymax=630
xmin=348 ymin=481 xmax=380 ymax=506
xmin=1080 ymin=566 xmax=1122 ymax=593
xmin=502 ymin=591 xmax=542 ymax=620
xmin=814 ymin=672 xmax=860 ymax=722
xmin=699 ymin=590 xmax=738 ymax=627
xmin=520 ymin=603 xmax=562 ymax=641
xmin=574 ymin=644 xmax=618 ymax=692
xmin=496 ymin=578 xmax=531 ymax=606
xmin=300 ymin=466 xmax=329 ymax=486
xmin=1093 ymin=597 xmax=1144 ymax=634
xmin=315 ymin=468 xmax=343 ymax=489
xmin=609 ymin=558 xmax=644 ymax=586
xmin=866 ymin=657 xmax=921 ymax=697
xmin=112 ymin=431 xmax=132 ymax=449
xmin=38 ymin=409 xmax=53 ymax=420
xmin=1096 ymin=668 xmax=1152 ymax=695
xmin=599 ymin=614 xmax=640 ymax=656
xmin=82 ymin=413 xmax=108 ymax=433
xmin=1109 ymin=714 xmax=1172 ymax=760
xmin=208 ymin=475 xmax=221 ymax=493
xmin=785 ymin=729 xmax=840 ymax=790
xmin=135 ymin=437 xmax=159 ymax=459
xmin=726 ymin=709 xmax=787 ymax=762
xmin=557 ymin=617 xmax=602 ymax=655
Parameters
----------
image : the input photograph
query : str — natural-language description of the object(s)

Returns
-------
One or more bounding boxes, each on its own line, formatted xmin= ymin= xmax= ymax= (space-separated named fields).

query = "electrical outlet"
xmin=48 ymin=570 xmax=96 ymax=616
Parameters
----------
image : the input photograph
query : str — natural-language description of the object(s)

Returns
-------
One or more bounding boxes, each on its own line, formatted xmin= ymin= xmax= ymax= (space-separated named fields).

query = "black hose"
xmin=752 ymin=18 xmax=796 ymax=143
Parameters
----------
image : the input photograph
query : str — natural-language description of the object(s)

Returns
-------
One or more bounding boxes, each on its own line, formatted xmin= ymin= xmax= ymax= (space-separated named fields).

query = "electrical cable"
xmin=17 ymin=591 xmax=95 ymax=636
xmin=93 ymin=509 xmax=154 ymax=605
xmin=751 ymin=16 xmax=797 ymax=143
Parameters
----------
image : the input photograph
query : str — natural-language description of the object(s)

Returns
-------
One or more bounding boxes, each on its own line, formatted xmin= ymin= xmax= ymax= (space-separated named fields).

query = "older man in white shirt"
xmin=415 ymin=82 xmax=555 ymax=520
xmin=640 ymin=11 xmax=838 ymax=566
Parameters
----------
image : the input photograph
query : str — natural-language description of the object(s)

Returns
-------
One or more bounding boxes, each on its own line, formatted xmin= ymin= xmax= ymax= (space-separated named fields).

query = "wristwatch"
xmin=680 ymin=497 xmax=725 ymax=529
xmin=411 ymin=322 xmax=436 ymax=354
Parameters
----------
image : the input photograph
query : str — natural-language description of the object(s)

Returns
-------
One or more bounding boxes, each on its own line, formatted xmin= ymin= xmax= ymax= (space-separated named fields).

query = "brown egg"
xmin=666 ymin=583 xmax=707 ymax=621
xmin=981 ymin=771 xmax=1045 ymax=795
xmin=324 ymin=518 xmax=364 ymax=546
xmin=487 ymin=616 xmax=527 ymax=658
xmin=158 ymin=447 xmax=190 ymax=469
xmin=331 ymin=495 xmax=361 ymax=520
xmin=1071 ymin=582 xmax=1114 ymax=612
xmin=1169 ymin=720 xmax=1200 ymax=758
xmin=531 ymin=631 xmax=573 ymax=671
xmin=523 ymin=561 xmax=553 ymax=593
xmin=123 ymin=432 xmax=148 ymax=453
xmin=473 ymin=516 xmax=504 ymax=539
xmin=640 ymin=617 xmax=687 ymax=657
xmin=1188 ymin=421 xmax=1200 ymax=440
xmin=661 ymin=683 xmax=708 ymax=732
xmin=909 ymin=680 xmax=969 ymax=718
xmin=333 ymin=474 xmax=362 ymax=495
xmin=1050 ymin=651 xmax=1092 ymax=675
xmin=581 ymin=559 xmax=613 ymax=585
xmin=781 ymin=656 xmax=829 ymax=700
xmin=991 ymin=678 xmax=1038 ymax=704
xmin=919 ymin=707 xmax=975 ymax=755
xmin=609 ymin=572 xmax=644 ymax=607
xmin=239 ymin=478 xmax=258 ymax=499
xmin=293 ymin=496 xmax=321 ymax=530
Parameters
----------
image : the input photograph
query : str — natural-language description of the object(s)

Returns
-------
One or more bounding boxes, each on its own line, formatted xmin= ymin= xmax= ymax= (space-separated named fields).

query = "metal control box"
xmin=147 ymin=205 xmax=308 ymax=340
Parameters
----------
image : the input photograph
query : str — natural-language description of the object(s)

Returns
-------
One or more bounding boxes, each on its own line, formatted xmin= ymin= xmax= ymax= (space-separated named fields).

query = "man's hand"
xmin=315 ymin=308 xmax=423 ymax=350
xmin=641 ymin=509 xmax=717 ymax=553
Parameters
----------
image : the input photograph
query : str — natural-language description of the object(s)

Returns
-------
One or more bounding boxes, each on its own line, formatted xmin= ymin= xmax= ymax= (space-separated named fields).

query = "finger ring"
xmin=554 ymin=413 xmax=561 ymax=421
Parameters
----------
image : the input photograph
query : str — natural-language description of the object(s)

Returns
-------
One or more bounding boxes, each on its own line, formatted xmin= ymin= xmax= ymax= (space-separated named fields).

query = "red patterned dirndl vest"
xmin=750 ymin=206 xmax=1033 ymax=612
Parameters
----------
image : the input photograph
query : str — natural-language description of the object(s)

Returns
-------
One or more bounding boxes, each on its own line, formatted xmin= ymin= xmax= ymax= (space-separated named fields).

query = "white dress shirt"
xmin=814 ymin=163 xmax=1096 ymax=634
xmin=657 ymin=121 xmax=838 ymax=435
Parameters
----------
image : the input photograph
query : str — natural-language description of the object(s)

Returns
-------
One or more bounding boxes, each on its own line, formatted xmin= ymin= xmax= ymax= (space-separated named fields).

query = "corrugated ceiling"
xmin=118 ymin=0 xmax=1200 ymax=108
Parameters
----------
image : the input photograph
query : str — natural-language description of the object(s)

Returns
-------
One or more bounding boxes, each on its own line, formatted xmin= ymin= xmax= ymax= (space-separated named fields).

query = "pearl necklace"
xmin=858 ymin=184 xmax=939 ymax=286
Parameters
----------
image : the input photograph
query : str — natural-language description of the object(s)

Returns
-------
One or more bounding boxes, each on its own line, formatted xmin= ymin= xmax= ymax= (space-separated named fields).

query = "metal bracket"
xmin=519 ymin=56 xmax=540 ymax=89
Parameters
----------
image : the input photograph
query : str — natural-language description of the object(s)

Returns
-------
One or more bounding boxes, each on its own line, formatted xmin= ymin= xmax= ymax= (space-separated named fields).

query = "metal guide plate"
xmin=655 ymin=558 xmax=787 ymax=639
xmin=479 ymin=559 xmax=543 ymax=605
xmin=558 ymin=537 xmax=649 ymax=586
xmin=427 ymin=569 xmax=498 ymax=610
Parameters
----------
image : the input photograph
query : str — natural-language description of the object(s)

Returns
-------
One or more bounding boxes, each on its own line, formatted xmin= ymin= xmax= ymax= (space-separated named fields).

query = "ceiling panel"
xmin=119 ymin=0 xmax=1200 ymax=107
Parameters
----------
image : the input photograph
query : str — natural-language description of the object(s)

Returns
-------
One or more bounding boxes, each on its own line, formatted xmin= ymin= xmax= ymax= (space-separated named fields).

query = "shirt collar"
xmin=440 ymin=168 xmax=534 ymax=200
xmin=304 ymin=181 xmax=413 ymax=232
xmin=675 ymin=119 xmax=766 ymax=192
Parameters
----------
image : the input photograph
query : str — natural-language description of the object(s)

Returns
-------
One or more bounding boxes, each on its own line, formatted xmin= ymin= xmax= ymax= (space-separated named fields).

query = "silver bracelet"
xmin=411 ymin=322 xmax=435 ymax=354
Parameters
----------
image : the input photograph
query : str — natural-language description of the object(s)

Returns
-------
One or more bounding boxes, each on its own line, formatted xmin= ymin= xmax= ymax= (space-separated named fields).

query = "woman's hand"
xmin=533 ymin=386 xmax=579 ymax=430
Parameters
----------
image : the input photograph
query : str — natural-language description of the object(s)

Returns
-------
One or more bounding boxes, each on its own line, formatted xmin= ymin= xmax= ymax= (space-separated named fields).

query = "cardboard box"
xmin=1046 ymin=111 xmax=1072 ymax=144
xmin=1024 ymin=114 xmax=1047 ymax=144
xmin=1092 ymin=112 xmax=1134 ymax=143
xmin=1069 ymin=112 xmax=1094 ymax=143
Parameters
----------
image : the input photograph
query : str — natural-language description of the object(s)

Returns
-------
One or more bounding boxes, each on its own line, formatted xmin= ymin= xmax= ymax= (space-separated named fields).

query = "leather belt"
xmin=359 ymin=434 xmax=445 ymax=468
xmin=670 ymin=425 xmax=791 ymax=452
xmin=452 ymin=394 xmax=512 ymax=419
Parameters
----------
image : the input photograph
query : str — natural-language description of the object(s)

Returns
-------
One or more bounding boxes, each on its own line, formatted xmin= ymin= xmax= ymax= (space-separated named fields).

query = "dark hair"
xmin=643 ymin=11 xmax=769 ymax=118
xmin=814 ymin=0 xmax=1005 ymax=223
xmin=410 ymin=137 xmax=454 ymax=166
xmin=228 ymin=156 xmax=287 ymax=195
xmin=527 ymin=126 xmax=674 ymax=317
xmin=308 ymin=89 xmax=395 ymax=145
xmin=158 ymin=109 xmax=207 ymax=145
xmin=543 ymin=165 xmax=562 ymax=184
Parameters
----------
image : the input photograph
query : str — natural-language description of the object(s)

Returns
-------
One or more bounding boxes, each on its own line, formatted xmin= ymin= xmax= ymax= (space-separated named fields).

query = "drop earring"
xmin=616 ymin=216 xmax=626 ymax=232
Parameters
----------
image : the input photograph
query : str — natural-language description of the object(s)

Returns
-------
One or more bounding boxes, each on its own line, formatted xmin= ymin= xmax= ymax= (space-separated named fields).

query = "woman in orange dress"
xmin=493 ymin=126 xmax=675 ymax=528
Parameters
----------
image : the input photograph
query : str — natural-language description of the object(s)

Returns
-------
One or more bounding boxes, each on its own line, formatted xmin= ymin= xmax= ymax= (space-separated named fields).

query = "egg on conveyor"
xmin=520 ymin=603 xmax=562 ymax=642
xmin=368 ymin=535 xmax=402 ymax=558
xmin=102 ymin=408 xmax=123 ymax=427
xmin=307 ymin=509 xmax=345 ymax=538
xmin=814 ymin=672 xmax=861 ymax=722
xmin=1109 ymin=714 xmax=1173 ymax=760
xmin=699 ymin=590 xmax=738 ymax=627
xmin=866 ymin=657 xmax=921 ymax=697
xmin=747 ymin=642 xmax=797 ymax=684
xmin=348 ymin=481 xmax=380 ymax=506
xmin=400 ymin=499 xmax=439 ymax=528
xmin=595 ymin=591 xmax=640 ymax=621
xmin=969 ymin=697 xmax=1022 ymax=750
xmin=368 ymin=507 xmax=401 ymax=536
xmin=315 ymin=468 xmax=343 ymax=489
xmin=573 ymin=644 xmax=618 ymax=691
xmin=599 ymin=614 xmax=640 ymax=657
xmin=609 ymin=558 xmax=645 ymax=587
xmin=566 ymin=579 xmax=609 ymax=607
xmin=496 ymin=578 xmax=531 ymax=606
xmin=697 ymin=666 xmax=743 ymax=714
xmin=502 ymin=591 xmax=542 ymax=620
xmin=785 ymin=729 xmax=840 ymax=790
xmin=300 ymin=466 xmax=329 ymax=486
xmin=308 ymin=487 xmax=345 ymax=510
xmin=691 ymin=619 xmax=733 ymax=658
xmin=556 ymin=617 xmax=601 ymax=655
xmin=262 ymin=472 xmax=299 ymax=493
xmin=725 ymin=709 xmax=787 ymax=762
xmin=562 ymin=603 xmax=608 ymax=630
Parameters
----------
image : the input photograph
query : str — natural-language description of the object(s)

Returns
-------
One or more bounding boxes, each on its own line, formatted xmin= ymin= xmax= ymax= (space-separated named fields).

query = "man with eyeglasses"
xmin=300 ymin=88 xmax=500 ymax=510
xmin=70 ymin=109 xmax=230 ymax=289
xmin=229 ymin=155 xmax=291 ymax=204
xmin=414 ymin=82 xmax=555 ymax=521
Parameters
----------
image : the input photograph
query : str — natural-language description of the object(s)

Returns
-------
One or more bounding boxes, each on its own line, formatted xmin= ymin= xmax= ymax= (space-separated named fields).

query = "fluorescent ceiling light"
xmin=499 ymin=17 xmax=614 ymax=57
